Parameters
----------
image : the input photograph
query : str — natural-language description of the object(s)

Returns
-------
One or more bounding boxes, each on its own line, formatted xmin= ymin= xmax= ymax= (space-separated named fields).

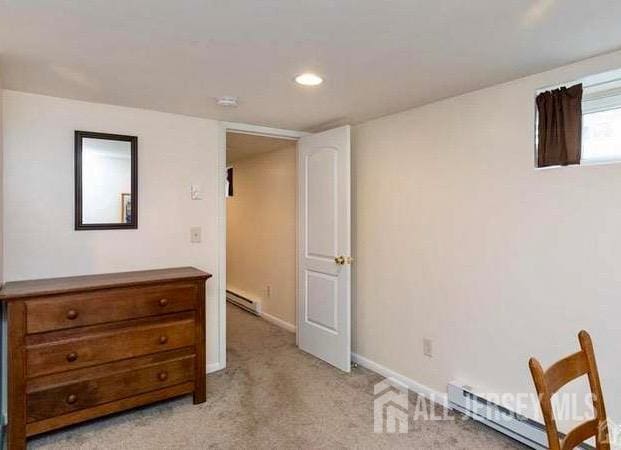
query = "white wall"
xmin=2 ymin=90 xmax=221 ymax=368
xmin=352 ymin=49 xmax=621 ymax=426
xmin=0 ymin=77 xmax=4 ymax=284
xmin=0 ymin=69 xmax=5 ymax=443
xmin=226 ymin=146 xmax=297 ymax=328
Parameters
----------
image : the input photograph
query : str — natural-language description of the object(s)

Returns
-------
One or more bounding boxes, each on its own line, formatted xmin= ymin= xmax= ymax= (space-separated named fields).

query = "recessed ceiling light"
xmin=216 ymin=96 xmax=238 ymax=107
xmin=295 ymin=73 xmax=324 ymax=86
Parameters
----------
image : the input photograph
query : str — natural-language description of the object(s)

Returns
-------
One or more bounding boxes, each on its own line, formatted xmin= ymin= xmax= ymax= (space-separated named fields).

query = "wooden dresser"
xmin=0 ymin=267 xmax=211 ymax=450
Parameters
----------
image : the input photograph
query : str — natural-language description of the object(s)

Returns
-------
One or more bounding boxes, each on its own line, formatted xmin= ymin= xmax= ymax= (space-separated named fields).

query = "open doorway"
xmin=218 ymin=124 xmax=352 ymax=373
xmin=225 ymin=131 xmax=298 ymax=336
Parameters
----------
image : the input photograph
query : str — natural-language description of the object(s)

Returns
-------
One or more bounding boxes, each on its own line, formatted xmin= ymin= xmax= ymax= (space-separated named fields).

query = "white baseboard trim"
xmin=207 ymin=361 xmax=225 ymax=373
xmin=260 ymin=311 xmax=296 ymax=333
xmin=351 ymin=352 xmax=448 ymax=407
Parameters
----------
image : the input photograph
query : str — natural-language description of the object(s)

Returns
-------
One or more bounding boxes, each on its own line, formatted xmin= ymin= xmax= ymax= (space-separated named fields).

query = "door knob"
xmin=334 ymin=256 xmax=353 ymax=265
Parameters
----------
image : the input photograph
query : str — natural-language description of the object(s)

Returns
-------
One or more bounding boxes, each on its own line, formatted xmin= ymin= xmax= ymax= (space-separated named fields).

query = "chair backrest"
xmin=529 ymin=330 xmax=609 ymax=450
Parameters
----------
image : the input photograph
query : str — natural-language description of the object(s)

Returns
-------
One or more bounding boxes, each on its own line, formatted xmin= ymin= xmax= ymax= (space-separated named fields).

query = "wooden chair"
xmin=529 ymin=330 xmax=609 ymax=450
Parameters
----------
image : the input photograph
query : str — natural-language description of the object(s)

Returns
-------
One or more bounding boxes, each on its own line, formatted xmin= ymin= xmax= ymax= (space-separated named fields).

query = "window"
xmin=582 ymin=79 xmax=621 ymax=164
xmin=535 ymin=70 xmax=621 ymax=167
xmin=226 ymin=167 xmax=234 ymax=197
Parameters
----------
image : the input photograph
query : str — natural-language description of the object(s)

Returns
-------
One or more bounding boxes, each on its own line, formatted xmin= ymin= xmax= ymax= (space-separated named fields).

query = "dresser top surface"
xmin=0 ymin=267 xmax=212 ymax=301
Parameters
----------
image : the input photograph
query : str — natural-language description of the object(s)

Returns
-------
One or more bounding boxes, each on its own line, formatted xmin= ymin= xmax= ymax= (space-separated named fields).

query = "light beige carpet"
xmin=30 ymin=304 xmax=525 ymax=449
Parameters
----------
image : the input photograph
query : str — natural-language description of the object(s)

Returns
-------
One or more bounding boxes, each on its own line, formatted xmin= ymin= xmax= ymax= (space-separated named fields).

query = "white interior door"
xmin=298 ymin=125 xmax=351 ymax=372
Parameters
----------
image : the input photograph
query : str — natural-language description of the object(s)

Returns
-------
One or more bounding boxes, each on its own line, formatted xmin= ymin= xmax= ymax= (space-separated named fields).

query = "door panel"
xmin=305 ymin=271 xmax=338 ymax=332
xmin=306 ymin=148 xmax=338 ymax=259
xmin=298 ymin=125 xmax=351 ymax=372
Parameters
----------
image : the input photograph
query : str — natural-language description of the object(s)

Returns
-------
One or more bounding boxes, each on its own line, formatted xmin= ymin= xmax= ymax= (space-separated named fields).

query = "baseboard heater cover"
xmin=226 ymin=290 xmax=261 ymax=316
xmin=447 ymin=382 xmax=593 ymax=450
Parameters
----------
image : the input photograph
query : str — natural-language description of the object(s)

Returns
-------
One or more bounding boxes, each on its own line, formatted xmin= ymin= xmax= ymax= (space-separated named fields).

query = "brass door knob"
xmin=334 ymin=256 xmax=353 ymax=265
xmin=66 ymin=352 xmax=78 ymax=362
xmin=159 ymin=335 xmax=168 ymax=345
xmin=66 ymin=394 xmax=77 ymax=404
xmin=66 ymin=309 xmax=79 ymax=320
xmin=159 ymin=298 xmax=169 ymax=307
xmin=158 ymin=371 xmax=168 ymax=381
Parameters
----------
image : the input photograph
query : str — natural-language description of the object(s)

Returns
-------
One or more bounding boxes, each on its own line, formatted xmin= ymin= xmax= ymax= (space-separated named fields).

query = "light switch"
xmin=190 ymin=227 xmax=202 ymax=243
xmin=191 ymin=184 xmax=202 ymax=200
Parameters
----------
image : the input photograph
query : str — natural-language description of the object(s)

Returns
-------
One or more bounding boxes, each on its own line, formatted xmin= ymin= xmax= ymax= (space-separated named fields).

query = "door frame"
xmin=216 ymin=121 xmax=309 ymax=371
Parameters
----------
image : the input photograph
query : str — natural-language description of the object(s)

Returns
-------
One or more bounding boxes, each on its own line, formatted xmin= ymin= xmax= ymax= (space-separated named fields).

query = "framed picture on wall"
xmin=121 ymin=193 xmax=132 ymax=223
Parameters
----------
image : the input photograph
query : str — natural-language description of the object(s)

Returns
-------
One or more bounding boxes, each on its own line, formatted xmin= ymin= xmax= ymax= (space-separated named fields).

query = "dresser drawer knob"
xmin=66 ymin=394 xmax=78 ymax=404
xmin=158 ymin=371 xmax=168 ymax=381
xmin=159 ymin=298 xmax=169 ymax=307
xmin=159 ymin=335 xmax=168 ymax=344
xmin=66 ymin=309 xmax=79 ymax=320
xmin=66 ymin=352 xmax=78 ymax=362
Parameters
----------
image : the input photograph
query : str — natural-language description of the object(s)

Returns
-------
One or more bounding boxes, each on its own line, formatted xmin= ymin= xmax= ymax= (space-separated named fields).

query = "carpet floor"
xmin=30 ymin=304 xmax=525 ymax=449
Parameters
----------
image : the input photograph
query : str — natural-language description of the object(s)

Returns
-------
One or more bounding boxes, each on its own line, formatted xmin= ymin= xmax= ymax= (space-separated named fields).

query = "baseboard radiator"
xmin=226 ymin=290 xmax=261 ymax=316
xmin=448 ymin=382 xmax=592 ymax=450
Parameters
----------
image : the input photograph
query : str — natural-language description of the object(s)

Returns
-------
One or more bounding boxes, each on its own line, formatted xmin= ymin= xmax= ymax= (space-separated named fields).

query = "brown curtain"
xmin=536 ymin=83 xmax=583 ymax=167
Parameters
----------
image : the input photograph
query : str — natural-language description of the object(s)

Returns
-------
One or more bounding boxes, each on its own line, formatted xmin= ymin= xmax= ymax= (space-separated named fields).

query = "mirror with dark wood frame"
xmin=75 ymin=130 xmax=138 ymax=230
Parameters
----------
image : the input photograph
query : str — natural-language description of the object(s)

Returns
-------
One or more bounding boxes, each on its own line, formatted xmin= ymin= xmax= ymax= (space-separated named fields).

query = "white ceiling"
xmin=227 ymin=132 xmax=294 ymax=163
xmin=1 ymin=1 xmax=621 ymax=131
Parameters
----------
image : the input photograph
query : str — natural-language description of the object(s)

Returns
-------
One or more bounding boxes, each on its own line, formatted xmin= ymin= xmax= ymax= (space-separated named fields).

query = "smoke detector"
xmin=216 ymin=96 xmax=239 ymax=107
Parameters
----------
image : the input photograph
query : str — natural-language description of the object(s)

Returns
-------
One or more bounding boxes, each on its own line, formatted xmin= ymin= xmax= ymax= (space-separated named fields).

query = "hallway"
xmin=30 ymin=305 xmax=523 ymax=449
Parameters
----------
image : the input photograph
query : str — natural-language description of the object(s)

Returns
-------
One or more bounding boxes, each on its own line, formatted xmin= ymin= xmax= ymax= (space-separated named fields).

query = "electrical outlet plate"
xmin=423 ymin=338 xmax=433 ymax=357
xmin=190 ymin=227 xmax=202 ymax=243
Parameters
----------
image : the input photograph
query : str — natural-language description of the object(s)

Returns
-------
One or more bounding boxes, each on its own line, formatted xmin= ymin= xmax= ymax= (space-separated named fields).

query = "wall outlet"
xmin=190 ymin=227 xmax=202 ymax=243
xmin=266 ymin=285 xmax=271 ymax=298
xmin=423 ymin=338 xmax=433 ymax=357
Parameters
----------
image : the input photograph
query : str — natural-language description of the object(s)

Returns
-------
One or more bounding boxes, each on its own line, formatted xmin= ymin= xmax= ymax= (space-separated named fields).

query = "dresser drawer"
xmin=27 ymin=315 xmax=195 ymax=377
xmin=27 ymin=353 xmax=195 ymax=422
xmin=26 ymin=282 xmax=197 ymax=334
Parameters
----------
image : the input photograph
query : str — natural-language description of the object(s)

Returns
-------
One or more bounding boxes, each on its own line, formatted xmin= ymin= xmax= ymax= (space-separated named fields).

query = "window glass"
xmin=582 ymin=107 xmax=621 ymax=163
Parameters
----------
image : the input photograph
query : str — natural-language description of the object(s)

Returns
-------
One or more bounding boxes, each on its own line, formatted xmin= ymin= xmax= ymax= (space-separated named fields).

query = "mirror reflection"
xmin=82 ymin=138 xmax=132 ymax=224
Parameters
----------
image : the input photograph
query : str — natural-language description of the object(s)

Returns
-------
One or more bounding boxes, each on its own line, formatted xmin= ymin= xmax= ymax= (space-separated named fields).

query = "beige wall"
xmin=352 ymin=49 xmax=621 ymax=426
xmin=0 ymin=69 xmax=5 ymax=434
xmin=2 ymin=91 xmax=222 ymax=369
xmin=227 ymin=146 xmax=297 ymax=327
xmin=0 ymin=74 xmax=3 ymax=285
